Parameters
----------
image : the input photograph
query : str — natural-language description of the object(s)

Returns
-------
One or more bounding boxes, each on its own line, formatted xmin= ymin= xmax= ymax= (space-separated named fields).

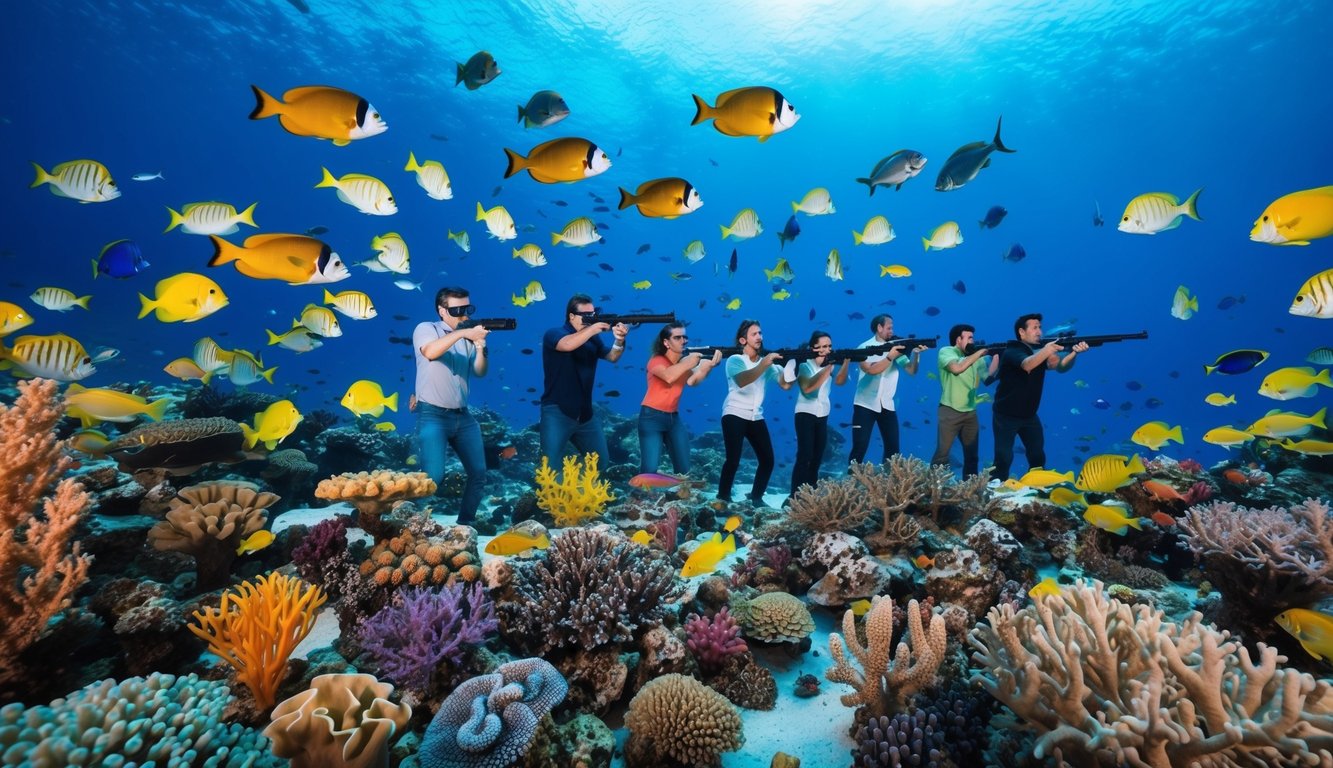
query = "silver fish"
xmin=856 ymin=149 xmax=927 ymax=195
xmin=935 ymin=117 xmax=1016 ymax=192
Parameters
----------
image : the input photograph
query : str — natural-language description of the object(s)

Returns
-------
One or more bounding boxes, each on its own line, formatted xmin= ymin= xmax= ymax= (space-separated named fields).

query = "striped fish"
xmin=524 ymin=280 xmax=546 ymax=302
xmin=551 ymin=217 xmax=599 ymax=247
xmin=30 ymin=287 xmax=91 ymax=312
xmin=721 ymin=208 xmax=762 ymax=240
xmin=192 ymin=337 xmax=234 ymax=373
xmin=0 ymin=333 xmax=96 ymax=381
xmin=404 ymin=152 xmax=452 ymax=200
xmin=1075 ymin=454 xmax=1146 ymax=493
xmin=370 ymin=233 xmax=410 ymax=274
xmin=1290 ymin=268 xmax=1333 ymax=319
xmin=513 ymin=244 xmax=546 ymax=267
xmin=792 ymin=187 xmax=835 ymax=215
xmin=315 ymin=168 xmax=397 ymax=215
xmin=297 ymin=305 xmax=342 ymax=337
xmin=1308 ymin=347 xmax=1333 ymax=366
xmin=30 ymin=159 xmax=120 ymax=203
xmin=447 ymin=229 xmax=471 ymax=253
xmin=1117 ymin=189 xmax=1202 ymax=235
xmin=323 ymin=289 xmax=378 ymax=320
xmin=683 ymin=240 xmax=706 ymax=263
xmin=226 ymin=350 xmax=276 ymax=386
xmin=164 ymin=201 xmax=258 ymax=236
xmin=854 ymin=216 xmax=895 ymax=246
xmin=477 ymin=203 xmax=517 ymax=241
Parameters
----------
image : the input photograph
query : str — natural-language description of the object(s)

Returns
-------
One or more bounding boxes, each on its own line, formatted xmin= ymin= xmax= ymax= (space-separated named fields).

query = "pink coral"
xmin=685 ymin=607 xmax=748 ymax=673
xmin=1182 ymin=481 xmax=1212 ymax=505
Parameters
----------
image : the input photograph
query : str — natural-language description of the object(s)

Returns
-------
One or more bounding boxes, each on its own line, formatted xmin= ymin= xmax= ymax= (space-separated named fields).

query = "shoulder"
xmin=648 ymin=354 xmax=669 ymax=370
xmin=725 ymin=355 xmax=746 ymax=374
xmin=542 ymin=326 xmax=564 ymax=347
xmin=938 ymin=345 xmax=961 ymax=362
xmin=413 ymin=321 xmax=440 ymax=342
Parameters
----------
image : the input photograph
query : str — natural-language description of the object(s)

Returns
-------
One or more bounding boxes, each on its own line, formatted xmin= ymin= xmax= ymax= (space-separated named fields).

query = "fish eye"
xmin=1122 ymin=216 xmax=1129 ymax=222
xmin=388 ymin=197 xmax=395 ymax=202
xmin=1263 ymin=215 xmax=1269 ymax=221
xmin=209 ymin=289 xmax=216 ymax=294
xmin=82 ymin=357 xmax=91 ymax=364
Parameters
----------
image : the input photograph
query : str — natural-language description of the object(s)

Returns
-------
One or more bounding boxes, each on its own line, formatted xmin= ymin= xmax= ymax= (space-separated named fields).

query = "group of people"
xmin=412 ymin=287 xmax=1089 ymax=522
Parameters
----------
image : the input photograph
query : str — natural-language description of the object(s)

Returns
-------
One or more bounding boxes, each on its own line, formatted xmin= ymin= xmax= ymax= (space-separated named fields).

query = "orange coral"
xmin=187 ymin=571 xmax=327 ymax=710
xmin=314 ymin=470 xmax=436 ymax=539
xmin=0 ymin=378 xmax=91 ymax=686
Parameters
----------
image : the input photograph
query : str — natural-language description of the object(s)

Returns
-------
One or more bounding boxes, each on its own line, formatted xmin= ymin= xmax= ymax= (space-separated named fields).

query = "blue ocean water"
xmin=3 ymin=0 xmax=1331 ymax=475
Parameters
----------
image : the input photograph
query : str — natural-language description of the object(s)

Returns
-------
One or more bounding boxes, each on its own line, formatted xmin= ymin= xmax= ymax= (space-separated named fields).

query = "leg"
xmin=747 ymin=419 xmax=775 ymax=503
xmin=569 ymin=412 xmax=610 ymax=467
xmin=879 ymin=409 xmax=900 ymax=461
xmin=959 ymin=411 xmax=980 ymax=478
xmin=848 ymin=405 xmax=875 ymax=465
xmin=792 ymin=412 xmax=816 ymax=494
xmin=638 ymin=407 xmax=665 ymax=473
xmin=447 ymin=412 xmax=488 ymax=524
xmin=718 ymin=415 xmax=747 ymax=501
xmin=991 ymin=412 xmax=1018 ymax=480
xmin=1017 ymin=416 xmax=1046 ymax=472
xmin=416 ymin=406 xmax=447 ymax=489
xmin=539 ymin=404 xmax=577 ymax=469
xmin=664 ymin=412 xmax=692 ymax=474
xmin=810 ymin=416 xmax=828 ymax=487
xmin=930 ymin=404 xmax=960 ymax=467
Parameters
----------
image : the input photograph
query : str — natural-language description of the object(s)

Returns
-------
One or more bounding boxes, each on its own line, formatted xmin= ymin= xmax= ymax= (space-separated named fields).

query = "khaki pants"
xmin=931 ymin=404 xmax=979 ymax=478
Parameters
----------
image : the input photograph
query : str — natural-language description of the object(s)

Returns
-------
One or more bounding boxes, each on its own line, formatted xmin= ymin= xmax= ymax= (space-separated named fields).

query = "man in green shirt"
xmin=930 ymin=323 xmax=998 ymax=478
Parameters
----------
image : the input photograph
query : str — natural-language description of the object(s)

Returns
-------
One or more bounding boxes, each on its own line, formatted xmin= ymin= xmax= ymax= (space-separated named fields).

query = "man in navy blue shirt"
xmin=539 ymin=293 xmax=629 ymax=467
xmin=991 ymin=313 xmax=1088 ymax=480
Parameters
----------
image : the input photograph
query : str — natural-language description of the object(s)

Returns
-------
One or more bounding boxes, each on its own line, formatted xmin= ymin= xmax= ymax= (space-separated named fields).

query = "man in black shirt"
xmin=539 ymin=293 xmax=629 ymax=468
xmin=990 ymin=313 xmax=1088 ymax=480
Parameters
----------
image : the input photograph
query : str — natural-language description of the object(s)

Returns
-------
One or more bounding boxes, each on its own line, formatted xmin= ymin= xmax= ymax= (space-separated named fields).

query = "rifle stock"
xmin=461 ymin=318 xmax=517 ymax=331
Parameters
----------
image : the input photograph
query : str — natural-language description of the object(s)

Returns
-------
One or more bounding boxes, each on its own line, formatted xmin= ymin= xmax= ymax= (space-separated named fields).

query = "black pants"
xmin=719 ymin=414 xmax=774 ymax=502
xmin=991 ymin=411 xmax=1045 ymax=480
xmin=848 ymin=405 xmax=898 ymax=465
xmin=791 ymin=412 xmax=828 ymax=495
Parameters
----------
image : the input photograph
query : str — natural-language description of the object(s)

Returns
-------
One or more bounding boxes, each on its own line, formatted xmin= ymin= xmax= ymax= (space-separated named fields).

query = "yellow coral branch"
xmin=534 ymin=454 xmax=615 ymax=527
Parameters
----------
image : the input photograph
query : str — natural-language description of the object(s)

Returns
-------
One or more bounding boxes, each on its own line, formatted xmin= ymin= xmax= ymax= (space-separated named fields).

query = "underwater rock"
xmin=88 ymin=578 xmax=194 ymax=676
xmin=806 ymin=555 xmax=895 ymax=607
xmin=799 ymin=530 xmax=868 ymax=569
xmin=547 ymin=714 xmax=615 ymax=768
xmin=965 ymin=518 xmax=1022 ymax=564
xmin=707 ymin=653 xmax=777 ymax=710
xmin=556 ymin=646 xmax=629 ymax=717
xmin=924 ymin=548 xmax=1001 ymax=620
xmin=635 ymin=624 xmax=691 ymax=692
xmin=105 ymin=416 xmax=247 ymax=476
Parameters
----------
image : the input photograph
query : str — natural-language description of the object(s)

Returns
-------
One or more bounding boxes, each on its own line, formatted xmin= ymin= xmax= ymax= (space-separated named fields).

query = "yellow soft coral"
xmin=534 ymin=454 xmax=614 ymax=527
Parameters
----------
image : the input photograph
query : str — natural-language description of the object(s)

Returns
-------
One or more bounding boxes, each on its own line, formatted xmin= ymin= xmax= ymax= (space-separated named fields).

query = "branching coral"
xmin=534 ymin=454 xmax=615 ymax=527
xmin=265 ymin=673 xmax=412 ymax=768
xmin=147 ymin=480 xmax=278 ymax=592
xmin=624 ymin=673 xmax=744 ymax=768
xmin=827 ymin=596 xmax=948 ymax=717
xmin=315 ymin=470 xmax=436 ymax=539
xmin=968 ymin=579 xmax=1333 ymax=767
xmin=1179 ymin=497 xmax=1333 ymax=603
xmin=0 ymin=378 xmax=91 ymax=687
xmin=785 ymin=475 xmax=873 ymax=533
xmin=850 ymin=456 xmax=996 ymax=531
xmin=685 ymin=606 xmax=748 ymax=672
xmin=188 ymin=571 xmax=327 ymax=710
xmin=356 ymin=583 xmax=497 ymax=694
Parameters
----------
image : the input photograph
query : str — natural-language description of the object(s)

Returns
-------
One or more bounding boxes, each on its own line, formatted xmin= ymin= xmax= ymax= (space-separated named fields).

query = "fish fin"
xmin=455 ymin=62 xmax=465 ymax=85
xmin=1183 ymin=188 xmax=1203 ymax=221
xmin=239 ymin=202 xmax=258 ymax=227
xmin=136 ymin=294 xmax=156 ymax=320
xmin=617 ymin=187 xmax=635 ymax=211
xmin=263 ymin=367 xmax=277 ymax=384
xmin=266 ymin=329 xmax=283 ymax=345
xmin=690 ymin=94 xmax=712 ymax=125
xmin=517 ymin=104 xmax=525 ymax=124
xmin=75 ymin=295 xmax=91 ymax=310
xmin=314 ymin=167 xmax=337 ymax=188
xmin=91 ymin=259 xmax=99 ymax=279
xmin=1313 ymin=407 xmax=1328 ymax=429
xmin=992 ymin=115 xmax=1016 ymax=153
xmin=922 ymin=237 xmax=930 ymax=251
xmin=720 ymin=225 xmax=731 ymax=239
xmin=475 ymin=201 xmax=486 ymax=221
xmin=758 ymin=134 xmax=770 ymax=143
xmin=502 ymin=148 xmax=526 ymax=178
xmin=404 ymin=151 xmax=419 ymax=172
xmin=145 ymin=398 xmax=171 ymax=422
xmin=164 ymin=206 xmax=184 ymax=233
xmin=239 ymin=422 xmax=258 ymax=449
xmin=29 ymin=161 xmax=52 ymax=188
xmin=249 ymin=85 xmax=281 ymax=120
xmin=385 ymin=392 xmax=399 ymax=412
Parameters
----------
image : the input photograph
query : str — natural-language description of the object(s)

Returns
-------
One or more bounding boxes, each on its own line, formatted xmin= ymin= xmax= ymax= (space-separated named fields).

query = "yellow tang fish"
xmin=1131 ymin=421 xmax=1184 ymax=450
xmin=1246 ymin=407 xmax=1326 ymax=439
xmin=513 ymin=244 xmax=547 ymax=267
xmin=137 ymin=273 xmax=229 ymax=323
xmin=0 ymin=333 xmax=95 ymax=381
xmin=632 ymin=280 xmax=652 ymax=290
xmin=1279 ymin=438 xmax=1333 ymax=456
xmin=680 ymin=532 xmax=736 ymax=578
xmin=1048 ymin=487 xmax=1087 ymax=508
xmin=1275 ymin=608 xmax=1333 ymax=661
xmin=64 ymin=383 xmax=170 ymax=427
xmin=1083 ymin=503 xmax=1144 ymax=535
xmin=854 ymin=216 xmax=895 ymax=246
xmin=630 ymin=529 xmax=655 ymax=547
xmin=236 ymin=530 xmax=276 ymax=556
xmin=323 ymin=289 xmax=377 ymax=320
xmin=165 ymin=201 xmax=258 ymax=236
xmin=30 ymin=287 xmax=90 ymax=312
xmin=0 ymin=302 xmax=34 ymax=337
xmin=250 ymin=85 xmax=387 ymax=145
xmin=1202 ymin=426 xmax=1255 ymax=448
xmin=1250 ymin=186 xmax=1333 ymax=246
xmin=503 ymin=137 xmax=610 ymax=184
xmin=1290 ymin=268 xmax=1333 ymax=319
xmin=1075 ymin=454 xmax=1146 ymax=493
xmin=404 ymin=152 xmax=452 ymax=200
xmin=30 ymin=159 xmax=119 ymax=202
xmin=691 ymin=87 xmax=800 ymax=142
xmin=551 ymin=217 xmax=600 ymax=247
xmin=923 ymin=221 xmax=963 ymax=251
xmin=241 ymin=399 xmax=303 ymax=450
xmin=1028 ymin=576 xmax=1063 ymax=600
xmin=477 ymin=203 xmax=517 ymax=241
xmin=792 ymin=187 xmax=835 ymax=216
xmin=1204 ymin=393 xmax=1235 ymax=407
xmin=341 ymin=380 xmax=399 ymax=417
xmin=721 ymin=208 xmax=762 ymax=240
xmin=1017 ymin=468 xmax=1074 ymax=489
xmin=484 ymin=523 xmax=552 ymax=556
xmin=723 ymin=515 xmax=742 ymax=533
xmin=1117 ymin=189 xmax=1202 ymax=235
xmin=210 ymin=233 xmax=350 ymax=286
xmin=618 ymin=178 xmax=704 ymax=219
xmin=880 ymin=265 xmax=911 ymax=278
xmin=373 ymin=422 xmax=396 ymax=432
xmin=316 ymin=168 xmax=397 ymax=215
xmin=1258 ymin=367 xmax=1332 ymax=401
xmin=849 ymin=599 xmax=872 ymax=616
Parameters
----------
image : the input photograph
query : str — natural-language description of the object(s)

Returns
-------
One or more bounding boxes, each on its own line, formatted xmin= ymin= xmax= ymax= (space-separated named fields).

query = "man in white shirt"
xmin=848 ymin=314 xmax=925 ymax=465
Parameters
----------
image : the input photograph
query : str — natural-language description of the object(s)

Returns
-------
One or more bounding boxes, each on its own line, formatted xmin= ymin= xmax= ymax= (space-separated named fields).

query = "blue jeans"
xmin=539 ymin=404 xmax=609 ymax=468
xmin=638 ymin=406 xmax=690 ymax=474
xmin=416 ymin=403 xmax=487 ymax=522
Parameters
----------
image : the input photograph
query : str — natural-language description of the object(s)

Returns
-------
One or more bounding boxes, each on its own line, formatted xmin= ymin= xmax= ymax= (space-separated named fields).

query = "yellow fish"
xmin=1117 ymin=189 xmax=1202 ymax=235
xmin=1204 ymin=393 xmax=1236 ymax=406
xmin=484 ymin=525 xmax=552 ymax=556
xmin=853 ymin=216 xmax=894 ymax=246
xmin=165 ymin=201 xmax=258 ymax=236
xmin=373 ymin=421 xmax=396 ymax=432
xmin=209 ymin=234 xmax=351 ymax=285
xmin=771 ymin=288 xmax=791 ymax=301
xmin=370 ymin=233 xmax=410 ymax=274
xmin=138 ymin=273 xmax=229 ymax=323
xmin=1017 ymin=468 xmax=1074 ymax=489
xmin=849 ymin=599 xmax=872 ymax=617
xmin=164 ymin=357 xmax=213 ymax=385
xmin=1048 ymin=487 xmax=1087 ymax=508
xmin=447 ymin=229 xmax=471 ymax=253
xmin=1202 ymin=426 xmax=1255 ymax=448
xmin=342 ymin=380 xmax=398 ymax=417
xmin=1170 ymin=285 xmax=1198 ymax=320
xmin=1075 ymin=454 xmax=1146 ymax=493
xmin=64 ymin=383 xmax=170 ymax=427
xmin=1275 ymin=608 xmax=1333 ymax=661
xmin=503 ymin=137 xmax=611 ymax=184
xmin=240 ymin=399 xmax=303 ymax=450
xmin=724 ymin=515 xmax=742 ymax=533
xmin=1250 ymin=186 xmax=1333 ymax=246
xmin=0 ymin=302 xmax=34 ymax=337
xmin=999 ymin=479 xmax=1028 ymax=493
xmin=725 ymin=298 xmax=741 ymax=310
xmin=1083 ymin=503 xmax=1143 ymax=535
xmin=192 ymin=337 xmax=234 ymax=373
xmin=632 ymin=280 xmax=652 ymax=290
xmin=30 ymin=159 xmax=119 ymax=202
xmin=323 ymin=289 xmax=377 ymax=320
xmin=680 ymin=532 xmax=736 ymax=578
xmin=1246 ymin=407 xmax=1326 ymax=439
xmin=684 ymin=240 xmax=706 ymax=262
xmin=404 ymin=152 xmax=452 ymax=200
xmin=1258 ymin=367 xmax=1332 ymax=401
xmin=477 ymin=203 xmax=518 ymax=241
xmin=922 ymin=221 xmax=963 ymax=251
xmin=825 ymin=249 xmax=844 ymax=281
xmin=1279 ymin=438 xmax=1333 ymax=456
xmin=524 ymin=281 xmax=546 ymax=302
xmin=552 ymin=217 xmax=600 ymax=247
xmin=249 ymin=85 xmax=387 ymax=145
xmin=236 ymin=529 xmax=276 ymax=556
xmin=630 ymin=530 xmax=655 ymax=547
xmin=266 ymin=326 xmax=323 ymax=353
xmin=720 ymin=208 xmax=762 ymax=240
xmin=406 ymin=455 xmax=419 ymax=466
xmin=512 ymin=293 xmax=532 ymax=308
xmin=69 ymin=428 xmax=112 ymax=457
xmin=1131 ymin=421 xmax=1184 ymax=450
xmin=1290 ymin=268 xmax=1333 ymax=318
xmin=30 ymin=287 xmax=91 ymax=312
xmin=691 ymin=87 xmax=799 ymax=142
xmin=513 ymin=244 xmax=546 ymax=267
xmin=880 ymin=265 xmax=911 ymax=278
xmin=1027 ymin=576 xmax=1062 ymax=600
xmin=296 ymin=305 xmax=342 ymax=338
xmin=316 ymin=168 xmax=397 ymax=215
xmin=792 ymin=187 xmax=835 ymax=216
xmin=764 ymin=258 xmax=795 ymax=283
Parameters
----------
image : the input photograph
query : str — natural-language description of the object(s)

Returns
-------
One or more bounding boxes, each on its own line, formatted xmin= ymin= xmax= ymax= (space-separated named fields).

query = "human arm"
xmin=903 ymin=345 xmax=926 ymax=375
xmin=858 ymin=345 xmax=905 ymax=375
xmin=603 ymin=323 xmax=629 ymax=363
xmin=1022 ymin=341 xmax=1064 ymax=372
xmin=686 ymin=350 xmax=723 ymax=386
xmin=798 ymin=360 xmax=834 ymax=394
xmin=733 ymin=352 xmax=781 ymax=388
xmin=653 ymin=353 xmax=701 ymax=385
xmin=1051 ymin=341 xmax=1089 ymax=371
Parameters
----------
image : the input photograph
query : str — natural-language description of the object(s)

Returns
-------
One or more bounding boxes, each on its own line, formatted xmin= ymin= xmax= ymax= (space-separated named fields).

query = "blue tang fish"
xmin=777 ymin=215 xmax=801 ymax=250
xmin=93 ymin=239 xmax=150 ymax=279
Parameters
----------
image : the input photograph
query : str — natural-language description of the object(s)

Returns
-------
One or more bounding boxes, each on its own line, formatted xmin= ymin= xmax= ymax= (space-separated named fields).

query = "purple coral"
xmin=357 ymin=582 xmax=497 ymax=692
xmin=293 ymin=517 xmax=349 ymax=574
xmin=685 ymin=607 xmax=748 ymax=672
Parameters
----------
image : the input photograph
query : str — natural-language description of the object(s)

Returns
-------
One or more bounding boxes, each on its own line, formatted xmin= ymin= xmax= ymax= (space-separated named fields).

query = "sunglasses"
xmin=670 ymin=335 xmax=688 ymax=341
xmin=445 ymin=304 xmax=477 ymax=317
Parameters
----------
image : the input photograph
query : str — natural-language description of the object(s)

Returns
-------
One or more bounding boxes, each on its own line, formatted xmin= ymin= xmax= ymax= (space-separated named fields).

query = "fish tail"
xmin=922 ymin=237 xmax=930 ymax=251
xmin=851 ymin=230 xmax=864 ymax=245
xmin=1128 ymin=516 xmax=1144 ymax=531
xmin=262 ymin=367 xmax=277 ymax=384
xmin=1188 ymin=295 xmax=1198 ymax=312
xmin=455 ymin=62 xmax=464 ymax=86
xmin=517 ymin=104 xmax=525 ymax=124
xmin=550 ymin=231 xmax=562 ymax=246
xmin=617 ymin=187 xmax=635 ymax=210
xmin=323 ymin=289 xmax=336 ymax=305
xmin=992 ymin=115 xmax=1016 ymax=153
xmin=239 ymin=202 xmax=258 ymax=227
xmin=475 ymin=201 xmax=486 ymax=222
xmin=385 ymin=392 xmax=399 ymax=412
xmin=75 ymin=295 xmax=91 ymax=310
xmin=404 ymin=151 xmax=420 ymax=172
xmin=240 ymin=422 xmax=258 ymax=449
xmin=249 ymin=85 xmax=281 ymax=120
xmin=265 ymin=329 xmax=282 ymax=345
xmin=207 ymin=235 xmax=242 ymax=267
xmin=502 ymin=147 xmax=526 ymax=179
xmin=145 ymin=398 xmax=171 ymax=422
xmin=315 ymin=167 xmax=337 ymax=188
xmin=1183 ymin=187 xmax=1203 ymax=221
xmin=1127 ymin=454 xmax=1146 ymax=475
xmin=163 ymin=206 xmax=184 ymax=233
xmin=855 ymin=178 xmax=875 ymax=196
xmin=136 ymin=294 xmax=156 ymax=320
xmin=201 ymin=369 xmax=213 ymax=386
xmin=1315 ymin=369 xmax=1333 ymax=387
xmin=1204 ymin=364 xmax=1216 ymax=375
xmin=720 ymin=224 xmax=731 ymax=239
xmin=29 ymin=161 xmax=52 ymax=188
xmin=690 ymin=94 xmax=713 ymax=126
xmin=1168 ymin=425 xmax=1184 ymax=443
xmin=91 ymin=259 xmax=99 ymax=279
xmin=1313 ymin=406 xmax=1328 ymax=429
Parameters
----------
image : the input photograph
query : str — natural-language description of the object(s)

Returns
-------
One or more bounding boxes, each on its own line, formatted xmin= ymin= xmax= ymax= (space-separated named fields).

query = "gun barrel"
xmin=595 ymin=312 xmax=677 ymax=326
xmin=465 ymin=318 xmax=517 ymax=331
xmin=685 ymin=346 xmax=742 ymax=357
xmin=1037 ymin=330 xmax=1149 ymax=346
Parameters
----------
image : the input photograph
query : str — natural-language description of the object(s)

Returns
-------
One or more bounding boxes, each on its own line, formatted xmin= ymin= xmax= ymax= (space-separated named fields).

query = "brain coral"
xmin=731 ymin=592 xmax=815 ymax=643
xmin=265 ymin=673 xmax=412 ymax=768
xmin=624 ymin=673 xmax=744 ymax=767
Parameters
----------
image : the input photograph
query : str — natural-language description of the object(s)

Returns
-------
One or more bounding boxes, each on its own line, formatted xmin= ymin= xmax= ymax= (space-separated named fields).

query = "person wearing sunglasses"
xmin=639 ymin=323 xmax=723 ymax=474
xmin=718 ymin=319 xmax=793 ymax=506
xmin=787 ymin=330 xmax=851 ymax=506
xmin=539 ymin=293 xmax=630 ymax=468
xmin=412 ymin=286 xmax=491 ymax=524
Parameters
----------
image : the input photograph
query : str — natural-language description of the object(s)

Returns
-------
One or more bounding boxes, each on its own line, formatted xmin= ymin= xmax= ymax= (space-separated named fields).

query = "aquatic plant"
xmin=968 ymin=579 xmax=1333 ymax=766
xmin=0 ymin=672 xmax=277 ymax=767
xmin=315 ymin=469 xmax=437 ymax=539
xmin=684 ymin=606 xmax=748 ymax=672
xmin=533 ymin=453 xmax=615 ymax=526
xmin=499 ymin=527 xmax=681 ymax=655
xmin=147 ymin=480 xmax=278 ymax=592
xmin=418 ymin=658 xmax=567 ymax=768
xmin=827 ymin=596 xmax=948 ymax=717
xmin=265 ymin=673 xmax=412 ymax=768
xmin=0 ymin=378 xmax=91 ymax=687
xmin=623 ymin=673 xmax=744 ymax=768
xmin=356 ymin=583 xmax=497 ymax=693
xmin=188 ymin=571 xmax=327 ymax=710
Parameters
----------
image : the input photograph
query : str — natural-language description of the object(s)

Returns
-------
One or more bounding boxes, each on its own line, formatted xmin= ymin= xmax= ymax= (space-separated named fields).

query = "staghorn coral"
xmin=785 ymin=475 xmax=873 ymax=533
xmin=685 ymin=606 xmax=748 ymax=672
xmin=356 ymin=583 xmax=496 ymax=694
xmin=968 ymin=579 xmax=1333 ymax=767
xmin=624 ymin=673 xmax=744 ymax=768
xmin=827 ymin=596 xmax=948 ymax=717
xmin=315 ymin=469 xmax=436 ymax=539
xmin=419 ymin=658 xmax=568 ymax=768
xmin=265 ymin=673 xmax=411 ymax=768
xmin=851 ymin=456 xmax=997 ymax=531
xmin=0 ymin=378 xmax=91 ymax=688
xmin=534 ymin=453 xmax=615 ymax=527
xmin=499 ymin=527 xmax=681 ymax=656
xmin=188 ymin=571 xmax=327 ymax=710
xmin=730 ymin=591 xmax=815 ymax=644
xmin=147 ymin=480 xmax=278 ymax=592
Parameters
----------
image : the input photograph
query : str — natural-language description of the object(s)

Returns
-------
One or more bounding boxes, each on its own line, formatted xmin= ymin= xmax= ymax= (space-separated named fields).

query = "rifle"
xmin=583 ymin=311 xmax=677 ymax=327
xmin=460 ymin=318 xmax=517 ymax=331
xmin=1007 ymin=330 xmax=1149 ymax=348
xmin=684 ymin=345 xmax=743 ymax=358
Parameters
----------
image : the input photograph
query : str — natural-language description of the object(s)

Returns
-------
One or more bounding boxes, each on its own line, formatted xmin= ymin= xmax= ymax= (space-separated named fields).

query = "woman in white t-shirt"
xmin=787 ymin=331 xmax=850 ymax=506
xmin=718 ymin=319 xmax=792 ymax=504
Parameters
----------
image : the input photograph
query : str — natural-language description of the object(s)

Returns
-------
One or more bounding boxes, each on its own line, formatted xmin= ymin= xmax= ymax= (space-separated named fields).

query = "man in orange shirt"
xmin=638 ymin=322 xmax=722 ymax=473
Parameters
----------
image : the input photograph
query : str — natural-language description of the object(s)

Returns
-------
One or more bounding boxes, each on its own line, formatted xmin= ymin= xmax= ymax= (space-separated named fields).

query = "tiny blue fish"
xmin=1093 ymin=398 xmax=1110 ymax=410
xmin=636 ymin=243 xmax=651 ymax=255
xmin=1216 ymin=295 xmax=1245 ymax=311
xmin=952 ymin=280 xmax=967 ymax=294
xmin=92 ymin=239 xmax=149 ymax=279
xmin=728 ymin=248 xmax=738 ymax=276
xmin=777 ymin=215 xmax=801 ymax=250
xmin=1002 ymin=243 xmax=1026 ymax=263
xmin=979 ymin=206 xmax=1007 ymax=229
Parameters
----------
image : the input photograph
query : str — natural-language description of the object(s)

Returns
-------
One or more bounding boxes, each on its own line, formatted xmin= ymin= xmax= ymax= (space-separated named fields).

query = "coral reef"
xmin=685 ymin=606 xmax=748 ymax=672
xmin=731 ymin=591 xmax=815 ymax=644
xmin=850 ymin=456 xmax=996 ymax=529
xmin=624 ymin=673 xmax=744 ymax=768
xmin=358 ymin=526 xmax=481 ymax=590
xmin=293 ymin=516 xmax=354 ymax=595
xmin=923 ymin=548 xmax=1002 ymax=621
xmin=356 ymin=583 xmax=497 ymax=695
xmin=87 ymin=578 xmax=194 ymax=676
xmin=1074 ymin=527 xmax=1169 ymax=590
xmin=534 ymin=454 xmax=615 ymax=527
xmin=968 ymin=579 xmax=1333 ymax=767
xmin=315 ymin=470 xmax=437 ymax=539
xmin=707 ymin=653 xmax=777 ymax=711
xmin=799 ymin=531 xmax=897 ymax=606
xmin=853 ymin=710 xmax=948 ymax=767
xmin=785 ymin=475 xmax=873 ymax=533
xmin=188 ymin=571 xmax=327 ymax=710
xmin=147 ymin=480 xmax=278 ymax=592
xmin=418 ymin=658 xmax=568 ymax=768
xmin=0 ymin=378 xmax=91 ymax=688
xmin=265 ymin=673 xmax=412 ymax=768
xmin=827 ymin=596 xmax=948 ymax=717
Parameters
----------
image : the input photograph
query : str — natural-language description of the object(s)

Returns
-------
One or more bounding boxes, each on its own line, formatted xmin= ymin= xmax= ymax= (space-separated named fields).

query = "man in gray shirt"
xmin=413 ymin=286 xmax=490 ymax=524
